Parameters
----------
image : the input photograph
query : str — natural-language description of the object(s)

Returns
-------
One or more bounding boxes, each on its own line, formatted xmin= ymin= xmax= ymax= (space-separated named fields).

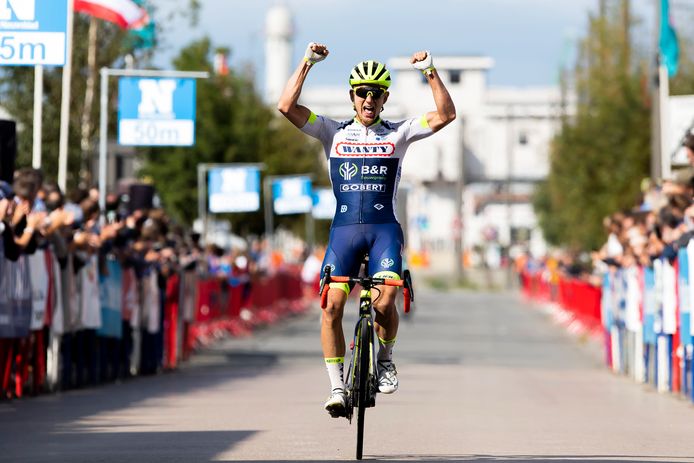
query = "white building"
xmin=264 ymin=6 xmax=568 ymax=271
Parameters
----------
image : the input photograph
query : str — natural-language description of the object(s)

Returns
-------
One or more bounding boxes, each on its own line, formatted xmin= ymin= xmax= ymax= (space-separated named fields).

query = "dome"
xmin=266 ymin=4 xmax=293 ymax=37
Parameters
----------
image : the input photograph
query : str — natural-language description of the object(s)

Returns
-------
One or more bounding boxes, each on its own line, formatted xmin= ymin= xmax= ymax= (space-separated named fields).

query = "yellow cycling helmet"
xmin=349 ymin=60 xmax=391 ymax=89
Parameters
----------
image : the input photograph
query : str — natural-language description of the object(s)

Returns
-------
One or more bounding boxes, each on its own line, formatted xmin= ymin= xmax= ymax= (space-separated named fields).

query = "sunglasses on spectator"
xmin=353 ymin=86 xmax=386 ymax=99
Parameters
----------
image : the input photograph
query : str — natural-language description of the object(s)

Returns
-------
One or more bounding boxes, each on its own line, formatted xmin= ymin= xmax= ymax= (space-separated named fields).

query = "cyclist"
xmin=277 ymin=42 xmax=456 ymax=417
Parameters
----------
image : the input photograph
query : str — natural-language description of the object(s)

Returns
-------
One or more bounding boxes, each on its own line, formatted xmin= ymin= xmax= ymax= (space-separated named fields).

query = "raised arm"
xmin=277 ymin=42 xmax=329 ymax=128
xmin=411 ymin=51 xmax=456 ymax=132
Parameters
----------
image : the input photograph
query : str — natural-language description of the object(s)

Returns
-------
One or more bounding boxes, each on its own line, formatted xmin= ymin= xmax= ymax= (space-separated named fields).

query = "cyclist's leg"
xmin=321 ymin=225 xmax=363 ymax=413
xmin=367 ymin=223 xmax=404 ymax=343
xmin=367 ymin=223 xmax=404 ymax=393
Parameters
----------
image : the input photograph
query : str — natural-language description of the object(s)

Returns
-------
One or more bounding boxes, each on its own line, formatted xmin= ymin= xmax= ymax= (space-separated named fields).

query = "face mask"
xmin=45 ymin=200 xmax=61 ymax=212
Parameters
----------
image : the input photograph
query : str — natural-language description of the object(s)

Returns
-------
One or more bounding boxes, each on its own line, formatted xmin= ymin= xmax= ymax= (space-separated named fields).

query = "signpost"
xmin=197 ymin=163 xmax=264 ymax=242
xmin=271 ymin=175 xmax=313 ymax=215
xmin=0 ymin=0 xmax=69 ymax=66
xmin=118 ymin=77 xmax=197 ymax=146
xmin=0 ymin=0 xmax=69 ymax=172
xmin=98 ymin=68 xmax=208 ymax=217
xmin=208 ymin=165 xmax=262 ymax=213
xmin=265 ymin=174 xmax=314 ymax=247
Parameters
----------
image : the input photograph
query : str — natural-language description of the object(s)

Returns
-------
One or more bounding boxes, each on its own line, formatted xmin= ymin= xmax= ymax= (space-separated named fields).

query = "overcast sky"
xmin=151 ymin=0 xmax=662 ymax=89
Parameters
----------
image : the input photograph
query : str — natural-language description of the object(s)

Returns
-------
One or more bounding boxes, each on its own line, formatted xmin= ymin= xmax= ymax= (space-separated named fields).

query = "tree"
xmin=534 ymin=0 xmax=651 ymax=251
xmin=139 ymin=37 xmax=328 ymax=237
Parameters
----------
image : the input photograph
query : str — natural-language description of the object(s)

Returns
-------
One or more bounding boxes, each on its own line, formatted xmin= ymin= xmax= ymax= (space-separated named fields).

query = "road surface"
xmin=2 ymin=290 xmax=694 ymax=462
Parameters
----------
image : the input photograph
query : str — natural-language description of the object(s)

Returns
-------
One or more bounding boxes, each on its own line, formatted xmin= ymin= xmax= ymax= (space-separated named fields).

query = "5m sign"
xmin=118 ymin=77 xmax=197 ymax=146
xmin=0 ymin=0 xmax=69 ymax=66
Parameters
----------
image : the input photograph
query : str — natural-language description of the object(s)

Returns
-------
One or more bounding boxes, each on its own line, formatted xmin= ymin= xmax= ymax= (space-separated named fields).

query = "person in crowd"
xmin=684 ymin=132 xmax=694 ymax=167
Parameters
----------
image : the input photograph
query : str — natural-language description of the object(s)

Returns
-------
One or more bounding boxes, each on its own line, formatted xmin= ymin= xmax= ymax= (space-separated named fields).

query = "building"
xmin=264 ymin=5 xmax=568 ymax=271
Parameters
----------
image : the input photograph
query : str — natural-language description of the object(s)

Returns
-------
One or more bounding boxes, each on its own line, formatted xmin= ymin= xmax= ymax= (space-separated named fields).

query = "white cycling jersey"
xmin=301 ymin=112 xmax=434 ymax=227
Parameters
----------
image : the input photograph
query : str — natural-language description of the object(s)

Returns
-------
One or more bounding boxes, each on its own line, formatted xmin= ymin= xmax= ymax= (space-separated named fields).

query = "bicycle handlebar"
xmin=319 ymin=269 xmax=413 ymax=314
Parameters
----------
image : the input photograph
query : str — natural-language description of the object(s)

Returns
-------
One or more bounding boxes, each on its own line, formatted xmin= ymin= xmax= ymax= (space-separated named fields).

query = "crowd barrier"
xmin=0 ymin=250 xmax=309 ymax=400
xmin=521 ymin=271 xmax=602 ymax=337
xmin=522 ymin=246 xmax=694 ymax=400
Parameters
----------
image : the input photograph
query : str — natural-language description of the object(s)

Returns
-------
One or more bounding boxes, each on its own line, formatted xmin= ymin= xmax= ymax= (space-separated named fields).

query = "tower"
xmin=264 ymin=4 xmax=294 ymax=105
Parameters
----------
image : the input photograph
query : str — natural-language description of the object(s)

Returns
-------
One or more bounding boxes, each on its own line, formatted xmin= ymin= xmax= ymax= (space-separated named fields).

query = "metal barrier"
xmin=0 ymin=250 xmax=309 ymax=400
xmin=521 ymin=245 xmax=694 ymax=400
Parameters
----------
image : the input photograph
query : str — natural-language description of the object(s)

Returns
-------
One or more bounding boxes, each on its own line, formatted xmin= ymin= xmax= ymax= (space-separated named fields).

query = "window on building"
xmin=450 ymin=70 xmax=461 ymax=84
xmin=518 ymin=132 xmax=528 ymax=146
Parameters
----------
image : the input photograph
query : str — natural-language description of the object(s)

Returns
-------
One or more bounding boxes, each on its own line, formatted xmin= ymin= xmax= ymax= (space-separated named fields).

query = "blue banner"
xmin=208 ymin=166 xmax=261 ymax=213
xmin=272 ymin=176 xmax=313 ymax=215
xmin=0 ymin=255 xmax=32 ymax=338
xmin=118 ymin=77 xmax=197 ymax=146
xmin=98 ymin=259 xmax=123 ymax=339
xmin=0 ymin=0 xmax=69 ymax=66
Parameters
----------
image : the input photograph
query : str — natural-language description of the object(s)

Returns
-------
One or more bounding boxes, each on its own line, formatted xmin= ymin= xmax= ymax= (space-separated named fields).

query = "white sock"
xmin=377 ymin=336 xmax=396 ymax=363
xmin=325 ymin=357 xmax=345 ymax=391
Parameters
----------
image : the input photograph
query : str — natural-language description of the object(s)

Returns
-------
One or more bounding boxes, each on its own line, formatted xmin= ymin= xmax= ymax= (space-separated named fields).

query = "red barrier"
xmin=164 ymin=274 xmax=180 ymax=370
xmin=522 ymin=270 xmax=602 ymax=335
xmin=186 ymin=270 xmax=309 ymax=350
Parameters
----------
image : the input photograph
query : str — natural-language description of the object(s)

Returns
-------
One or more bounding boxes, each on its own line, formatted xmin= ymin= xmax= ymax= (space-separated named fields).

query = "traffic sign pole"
xmin=57 ymin=0 xmax=73 ymax=190
xmin=32 ymin=65 xmax=43 ymax=168
xmin=97 ymin=68 xmax=208 ymax=220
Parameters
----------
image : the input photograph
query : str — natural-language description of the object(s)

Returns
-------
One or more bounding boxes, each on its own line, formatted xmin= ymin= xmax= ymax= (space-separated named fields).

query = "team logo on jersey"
xmin=361 ymin=165 xmax=387 ymax=175
xmin=340 ymin=205 xmax=348 ymax=213
xmin=340 ymin=184 xmax=386 ymax=192
xmin=374 ymin=203 xmax=384 ymax=210
xmin=335 ymin=142 xmax=395 ymax=157
xmin=339 ymin=162 xmax=358 ymax=180
xmin=381 ymin=258 xmax=395 ymax=269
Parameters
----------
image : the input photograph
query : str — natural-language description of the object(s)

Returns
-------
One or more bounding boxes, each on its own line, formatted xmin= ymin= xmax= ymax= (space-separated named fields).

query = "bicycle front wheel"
xmin=355 ymin=317 xmax=371 ymax=460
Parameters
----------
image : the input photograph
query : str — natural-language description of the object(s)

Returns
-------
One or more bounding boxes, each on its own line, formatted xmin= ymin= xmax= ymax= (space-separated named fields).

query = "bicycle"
xmin=319 ymin=265 xmax=414 ymax=460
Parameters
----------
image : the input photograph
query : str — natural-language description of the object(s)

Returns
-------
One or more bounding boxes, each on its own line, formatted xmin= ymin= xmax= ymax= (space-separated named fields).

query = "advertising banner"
xmin=98 ymin=259 xmax=123 ymax=338
xmin=272 ymin=176 xmax=312 ymax=215
xmin=0 ymin=0 xmax=69 ymax=66
xmin=118 ymin=77 xmax=196 ymax=146
xmin=208 ymin=166 xmax=261 ymax=213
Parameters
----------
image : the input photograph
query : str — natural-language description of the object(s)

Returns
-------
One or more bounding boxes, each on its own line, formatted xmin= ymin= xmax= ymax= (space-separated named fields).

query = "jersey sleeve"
xmin=403 ymin=115 xmax=435 ymax=143
xmin=300 ymin=112 xmax=339 ymax=158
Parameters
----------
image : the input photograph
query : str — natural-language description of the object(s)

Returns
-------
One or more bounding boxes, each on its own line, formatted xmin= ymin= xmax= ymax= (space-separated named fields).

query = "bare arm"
xmin=410 ymin=51 xmax=456 ymax=132
xmin=277 ymin=42 xmax=329 ymax=128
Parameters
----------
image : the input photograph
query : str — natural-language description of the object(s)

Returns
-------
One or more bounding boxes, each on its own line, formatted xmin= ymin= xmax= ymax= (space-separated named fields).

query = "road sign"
xmin=312 ymin=188 xmax=336 ymax=219
xmin=208 ymin=166 xmax=261 ymax=213
xmin=272 ymin=176 xmax=312 ymax=215
xmin=117 ymin=77 xmax=196 ymax=146
xmin=0 ymin=0 xmax=69 ymax=66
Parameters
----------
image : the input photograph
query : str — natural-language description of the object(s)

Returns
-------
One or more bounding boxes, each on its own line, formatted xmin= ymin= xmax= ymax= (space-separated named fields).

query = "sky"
xmin=150 ymin=0 xmax=660 ymax=90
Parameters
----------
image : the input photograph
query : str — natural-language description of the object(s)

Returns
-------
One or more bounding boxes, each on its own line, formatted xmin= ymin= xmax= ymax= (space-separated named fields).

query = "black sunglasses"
xmin=354 ymin=86 xmax=386 ymax=99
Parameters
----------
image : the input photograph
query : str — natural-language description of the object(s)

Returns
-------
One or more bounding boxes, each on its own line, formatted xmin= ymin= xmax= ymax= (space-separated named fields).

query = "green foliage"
xmin=534 ymin=0 xmax=651 ymax=251
xmin=139 ymin=37 xmax=328 ymax=236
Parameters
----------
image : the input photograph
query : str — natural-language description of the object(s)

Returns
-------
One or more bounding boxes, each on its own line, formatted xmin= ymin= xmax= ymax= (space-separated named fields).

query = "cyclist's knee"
xmin=372 ymin=289 xmax=397 ymax=315
xmin=323 ymin=290 xmax=347 ymax=323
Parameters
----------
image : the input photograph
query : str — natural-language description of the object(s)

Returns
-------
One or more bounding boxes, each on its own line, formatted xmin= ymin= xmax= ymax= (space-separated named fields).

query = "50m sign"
xmin=117 ymin=77 xmax=197 ymax=147
xmin=0 ymin=0 xmax=68 ymax=66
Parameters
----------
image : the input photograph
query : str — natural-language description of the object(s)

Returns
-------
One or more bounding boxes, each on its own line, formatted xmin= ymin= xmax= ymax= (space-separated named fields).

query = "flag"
xmin=128 ymin=0 xmax=156 ymax=49
xmin=74 ymin=0 xmax=149 ymax=30
xmin=659 ymin=0 xmax=679 ymax=77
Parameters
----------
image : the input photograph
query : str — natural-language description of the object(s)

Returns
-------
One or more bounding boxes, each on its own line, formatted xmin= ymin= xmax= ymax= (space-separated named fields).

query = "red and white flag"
xmin=74 ymin=0 xmax=149 ymax=29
